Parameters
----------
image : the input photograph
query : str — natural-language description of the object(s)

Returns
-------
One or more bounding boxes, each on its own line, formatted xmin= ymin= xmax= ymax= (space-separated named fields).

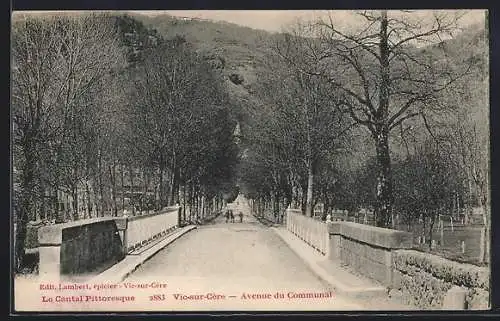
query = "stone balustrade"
xmin=284 ymin=208 xmax=489 ymax=309
xmin=286 ymin=209 xmax=329 ymax=255
xmin=125 ymin=206 xmax=180 ymax=252
xmin=286 ymin=209 xmax=413 ymax=286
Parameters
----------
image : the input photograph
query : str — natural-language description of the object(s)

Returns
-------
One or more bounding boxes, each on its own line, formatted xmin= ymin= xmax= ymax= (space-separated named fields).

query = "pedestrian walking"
xmin=225 ymin=210 xmax=230 ymax=223
xmin=230 ymin=210 xmax=235 ymax=223
xmin=239 ymin=211 xmax=243 ymax=223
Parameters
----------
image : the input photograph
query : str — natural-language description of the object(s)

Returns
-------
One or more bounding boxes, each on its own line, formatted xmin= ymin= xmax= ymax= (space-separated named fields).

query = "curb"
xmin=271 ymin=227 xmax=386 ymax=301
xmin=252 ymin=213 xmax=279 ymax=227
xmin=91 ymin=225 xmax=197 ymax=283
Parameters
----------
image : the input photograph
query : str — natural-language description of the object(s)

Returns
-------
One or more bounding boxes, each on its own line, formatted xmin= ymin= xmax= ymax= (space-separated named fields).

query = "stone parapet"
xmin=335 ymin=221 xmax=413 ymax=249
xmin=37 ymin=207 xmax=181 ymax=280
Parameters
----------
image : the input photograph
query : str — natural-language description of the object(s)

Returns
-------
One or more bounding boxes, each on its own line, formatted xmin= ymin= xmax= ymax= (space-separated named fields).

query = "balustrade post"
xmin=38 ymin=225 xmax=63 ymax=282
xmin=115 ymin=217 xmax=128 ymax=257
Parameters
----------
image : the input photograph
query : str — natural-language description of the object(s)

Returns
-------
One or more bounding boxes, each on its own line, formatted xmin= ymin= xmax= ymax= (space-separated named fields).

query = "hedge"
xmin=393 ymin=250 xmax=490 ymax=309
xmin=394 ymin=250 xmax=489 ymax=290
xmin=25 ymin=225 xmax=39 ymax=249
xmin=398 ymin=271 xmax=451 ymax=308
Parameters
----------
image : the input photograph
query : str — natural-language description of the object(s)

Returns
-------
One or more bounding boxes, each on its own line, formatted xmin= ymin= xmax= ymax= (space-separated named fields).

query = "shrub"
xmin=394 ymin=250 xmax=489 ymax=289
xmin=393 ymin=250 xmax=490 ymax=309
xmin=25 ymin=225 xmax=39 ymax=249
xmin=229 ymin=73 xmax=244 ymax=85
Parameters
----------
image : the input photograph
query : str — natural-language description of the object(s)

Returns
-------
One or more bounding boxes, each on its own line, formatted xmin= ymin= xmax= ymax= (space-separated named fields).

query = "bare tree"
xmin=277 ymin=11 xmax=474 ymax=227
xmin=12 ymin=15 xmax=63 ymax=271
xmin=12 ymin=13 xmax=126 ymax=270
xmin=245 ymin=28 xmax=351 ymax=218
xmin=449 ymin=72 xmax=489 ymax=262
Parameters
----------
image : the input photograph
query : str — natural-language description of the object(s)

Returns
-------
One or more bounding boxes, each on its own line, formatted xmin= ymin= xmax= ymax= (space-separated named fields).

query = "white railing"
xmin=286 ymin=209 xmax=329 ymax=255
xmin=126 ymin=206 xmax=179 ymax=251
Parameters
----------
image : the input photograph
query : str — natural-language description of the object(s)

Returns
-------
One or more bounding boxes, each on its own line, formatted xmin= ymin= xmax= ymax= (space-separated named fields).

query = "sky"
xmin=13 ymin=10 xmax=486 ymax=35
xmin=136 ymin=10 xmax=486 ymax=33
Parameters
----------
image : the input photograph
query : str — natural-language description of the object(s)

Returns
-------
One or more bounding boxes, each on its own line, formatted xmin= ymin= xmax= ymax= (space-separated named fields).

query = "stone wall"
xmin=285 ymin=209 xmax=491 ymax=309
xmin=327 ymin=221 xmax=413 ymax=286
xmin=60 ymin=219 xmax=124 ymax=275
xmin=324 ymin=218 xmax=490 ymax=309
xmin=38 ymin=217 xmax=126 ymax=279
xmin=38 ymin=206 xmax=181 ymax=280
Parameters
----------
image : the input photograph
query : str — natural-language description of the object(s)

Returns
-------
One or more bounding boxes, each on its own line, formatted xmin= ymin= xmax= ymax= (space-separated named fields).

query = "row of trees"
xmin=240 ymin=11 xmax=489 ymax=262
xmin=12 ymin=14 xmax=239 ymax=271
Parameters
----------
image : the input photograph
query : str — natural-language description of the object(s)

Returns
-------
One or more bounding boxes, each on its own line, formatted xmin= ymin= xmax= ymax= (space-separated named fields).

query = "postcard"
xmin=11 ymin=9 xmax=490 ymax=312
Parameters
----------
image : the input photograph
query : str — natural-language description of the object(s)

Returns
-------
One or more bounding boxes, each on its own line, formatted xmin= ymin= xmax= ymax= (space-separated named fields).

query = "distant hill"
xmin=129 ymin=13 xmax=276 ymax=121
xmin=125 ymin=13 xmax=487 ymax=164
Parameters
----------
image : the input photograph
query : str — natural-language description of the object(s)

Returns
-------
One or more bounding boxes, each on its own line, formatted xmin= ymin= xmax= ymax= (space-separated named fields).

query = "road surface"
xmin=125 ymin=201 xmax=363 ymax=311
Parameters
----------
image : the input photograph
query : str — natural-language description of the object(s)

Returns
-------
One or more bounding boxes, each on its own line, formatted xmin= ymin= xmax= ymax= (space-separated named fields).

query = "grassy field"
xmin=409 ymin=225 xmax=487 ymax=265
xmin=321 ymin=211 xmax=488 ymax=266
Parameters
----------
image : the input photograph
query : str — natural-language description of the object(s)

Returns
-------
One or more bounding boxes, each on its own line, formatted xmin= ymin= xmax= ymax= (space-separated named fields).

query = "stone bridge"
xmin=28 ymin=199 xmax=489 ymax=311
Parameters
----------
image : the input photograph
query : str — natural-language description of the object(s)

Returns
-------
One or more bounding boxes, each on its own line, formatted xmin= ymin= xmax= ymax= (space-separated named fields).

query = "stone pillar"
xmin=38 ymin=225 xmax=63 ymax=283
xmin=384 ymin=250 xmax=393 ymax=286
xmin=327 ymin=222 xmax=341 ymax=260
xmin=333 ymin=221 xmax=413 ymax=287
xmin=442 ymin=286 xmax=467 ymax=310
xmin=114 ymin=217 xmax=129 ymax=257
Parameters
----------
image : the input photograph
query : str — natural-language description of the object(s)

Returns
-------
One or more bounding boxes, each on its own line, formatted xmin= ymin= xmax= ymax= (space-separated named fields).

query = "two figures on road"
xmin=225 ymin=210 xmax=234 ymax=223
xmin=225 ymin=209 xmax=243 ymax=223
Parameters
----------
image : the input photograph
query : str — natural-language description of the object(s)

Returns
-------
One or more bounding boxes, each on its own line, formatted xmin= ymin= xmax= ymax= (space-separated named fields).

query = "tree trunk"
xmin=189 ymin=183 xmax=195 ymax=223
xmin=274 ymin=191 xmax=280 ymax=223
xmin=121 ymin=164 xmax=125 ymax=212
xmin=322 ymin=193 xmax=330 ymax=221
xmin=72 ymin=185 xmax=79 ymax=220
xmin=173 ymin=167 xmax=180 ymax=205
xmin=16 ymin=143 xmax=36 ymax=272
xmin=193 ymin=186 xmax=197 ymax=222
xmin=285 ymin=194 xmax=292 ymax=211
xmin=428 ymin=214 xmax=435 ymax=251
xmin=373 ymin=127 xmax=393 ymax=228
xmin=197 ymin=193 xmax=202 ymax=221
xmin=191 ymin=184 xmax=195 ymax=221
xmin=439 ymin=216 xmax=444 ymax=246
xmin=142 ymin=169 xmax=148 ymax=213
xmin=301 ymin=185 xmax=307 ymax=215
xmin=158 ymin=156 xmax=165 ymax=210
xmin=168 ymin=169 xmax=174 ymax=206
xmin=421 ymin=213 xmax=426 ymax=245
xmin=478 ymin=187 xmax=490 ymax=263
xmin=50 ymin=187 xmax=57 ymax=221
xmin=109 ymin=164 xmax=117 ymax=217
xmin=86 ymin=181 xmax=92 ymax=218
xmin=182 ymin=183 xmax=187 ymax=222
xmin=372 ymin=10 xmax=394 ymax=228
xmin=129 ymin=165 xmax=135 ymax=215
xmin=97 ymin=156 xmax=105 ymax=216
xmin=200 ymin=195 xmax=205 ymax=222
